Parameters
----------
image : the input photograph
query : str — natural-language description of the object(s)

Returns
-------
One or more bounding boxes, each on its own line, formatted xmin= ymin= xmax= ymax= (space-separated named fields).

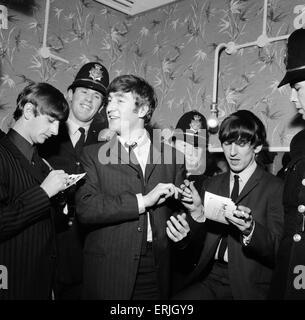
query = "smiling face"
xmin=222 ymin=141 xmax=262 ymax=173
xmin=290 ymin=80 xmax=305 ymax=119
xmin=68 ymin=87 xmax=103 ymax=126
xmin=106 ymin=91 xmax=147 ymax=138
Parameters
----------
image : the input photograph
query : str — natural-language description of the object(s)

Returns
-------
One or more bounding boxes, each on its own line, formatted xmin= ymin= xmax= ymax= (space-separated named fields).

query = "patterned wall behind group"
xmin=0 ymin=0 xmax=303 ymax=150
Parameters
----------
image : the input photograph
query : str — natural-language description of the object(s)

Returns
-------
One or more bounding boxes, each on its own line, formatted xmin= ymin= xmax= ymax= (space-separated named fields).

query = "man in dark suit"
xmin=39 ymin=62 xmax=110 ymax=300
xmin=0 ymin=82 xmax=69 ymax=299
xmin=168 ymin=110 xmax=284 ymax=299
xmin=269 ymin=28 xmax=305 ymax=300
xmin=75 ymin=75 xmax=186 ymax=299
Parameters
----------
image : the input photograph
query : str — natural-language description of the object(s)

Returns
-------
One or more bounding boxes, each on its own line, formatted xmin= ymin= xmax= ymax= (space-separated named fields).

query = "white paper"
xmin=64 ymin=172 xmax=86 ymax=189
xmin=204 ymin=191 xmax=236 ymax=224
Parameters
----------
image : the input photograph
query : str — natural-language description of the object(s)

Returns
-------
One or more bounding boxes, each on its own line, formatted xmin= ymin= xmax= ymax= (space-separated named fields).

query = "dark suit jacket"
xmin=182 ymin=165 xmax=284 ymax=300
xmin=0 ymin=134 xmax=56 ymax=300
xmin=40 ymin=115 xmax=107 ymax=174
xmin=75 ymin=137 xmax=186 ymax=299
xmin=38 ymin=116 xmax=108 ymax=289
xmin=269 ymin=129 xmax=305 ymax=299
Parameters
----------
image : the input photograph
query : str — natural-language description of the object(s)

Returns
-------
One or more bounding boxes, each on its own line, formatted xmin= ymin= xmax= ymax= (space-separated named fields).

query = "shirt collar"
xmin=230 ymin=160 xmax=257 ymax=185
xmin=66 ymin=118 xmax=90 ymax=137
xmin=7 ymin=128 xmax=34 ymax=163
xmin=118 ymin=129 xmax=150 ymax=150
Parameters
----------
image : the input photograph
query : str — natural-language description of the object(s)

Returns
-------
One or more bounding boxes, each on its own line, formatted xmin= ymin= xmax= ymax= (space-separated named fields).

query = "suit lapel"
xmin=235 ymin=165 xmax=263 ymax=205
xmin=86 ymin=121 xmax=99 ymax=146
xmin=218 ymin=172 xmax=231 ymax=198
xmin=57 ymin=123 xmax=75 ymax=158
xmin=145 ymin=142 xmax=162 ymax=182
xmin=107 ymin=136 xmax=142 ymax=175
xmin=86 ymin=128 xmax=98 ymax=145
xmin=2 ymin=137 xmax=46 ymax=183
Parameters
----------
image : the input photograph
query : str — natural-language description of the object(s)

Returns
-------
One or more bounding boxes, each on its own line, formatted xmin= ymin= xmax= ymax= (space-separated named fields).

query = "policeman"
xmin=270 ymin=28 xmax=305 ymax=299
xmin=171 ymin=110 xmax=208 ymax=192
xmin=170 ymin=110 xmax=209 ymax=294
xmin=39 ymin=62 xmax=110 ymax=299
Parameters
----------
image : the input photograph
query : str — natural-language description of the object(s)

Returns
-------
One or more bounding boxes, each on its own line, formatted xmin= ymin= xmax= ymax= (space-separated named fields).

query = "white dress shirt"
xmin=215 ymin=160 xmax=257 ymax=261
xmin=118 ymin=130 xmax=153 ymax=242
xmin=66 ymin=118 xmax=90 ymax=147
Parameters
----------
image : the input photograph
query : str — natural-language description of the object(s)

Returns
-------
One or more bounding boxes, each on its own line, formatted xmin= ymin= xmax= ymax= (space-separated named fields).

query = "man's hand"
xmin=166 ymin=213 xmax=190 ymax=242
xmin=224 ymin=205 xmax=254 ymax=236
xmin=40 ymin=170 xmax=69 ymax=198
xmin=179 ymin=180 xmax=203 ymax=219
xmin=143 ymin=183 xmax=182 ymax=208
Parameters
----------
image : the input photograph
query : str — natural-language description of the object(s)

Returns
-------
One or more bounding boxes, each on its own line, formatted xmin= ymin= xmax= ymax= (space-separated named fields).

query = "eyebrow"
xmin=111 ymin=92 xmax=126 ymax=98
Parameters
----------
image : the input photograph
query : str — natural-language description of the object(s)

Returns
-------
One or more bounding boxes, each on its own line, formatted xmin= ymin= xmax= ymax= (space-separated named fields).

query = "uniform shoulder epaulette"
xmin=287 ymin=155 xmax=305 ymax=172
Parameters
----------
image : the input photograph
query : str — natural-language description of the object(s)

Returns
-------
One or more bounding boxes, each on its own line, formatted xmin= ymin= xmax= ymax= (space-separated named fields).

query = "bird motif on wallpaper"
xmin=165 ymin=45 xmax=182 ymax=64
xmin=91 ymin=55 xmax=105 ymax=64
xmin=268 ymin=4 xmax=288 ymax=23
xmin=14 ymin=29 xmax=22 ymax=52
xmin=0 ymin=102 xmax=8 ymax=111
xmin=113 ymin=22 xmax=129 ymax=37
xmin=134 ymin=45 xmax=145 ymax=58
xmin=188 ymin=69 xmax=203 ymax=85
xmin=7 ymin=14 xmax=19 ymax=24
xmin=203 ymin=1 xmax=214 ymax=22
xmin=48 ymin=34 xmax=66 ymax=53
xmin=79 ymin=0 xmax=92 ymax=9
xmin=261 ymin=104 xmax=283 ymax=121
xmin=15 ymin=74 xmax=35 ymax=85
xmin=150 ymin=19 xmax=162 ymax=30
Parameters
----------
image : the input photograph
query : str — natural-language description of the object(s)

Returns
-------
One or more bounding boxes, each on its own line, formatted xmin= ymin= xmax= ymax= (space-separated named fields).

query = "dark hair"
xmin=219 ymin=110 xmax=266 ymax=147
xmin=106 ymin=75 xmax=158 ymax=124
xmin=13 ymin=82 xmax=69 ymax=121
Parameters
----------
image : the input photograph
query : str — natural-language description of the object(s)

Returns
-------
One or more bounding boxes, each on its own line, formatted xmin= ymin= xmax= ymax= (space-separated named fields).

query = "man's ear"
xmin=138 ymin=104 xmax=149 ymax=119
xmin=23 ymin=103 xmax=35 ymax=120
xmin=67 ymin=89 xmax=73 ymax=102
xmin=254 ymin=144 xmax=263 ymax=154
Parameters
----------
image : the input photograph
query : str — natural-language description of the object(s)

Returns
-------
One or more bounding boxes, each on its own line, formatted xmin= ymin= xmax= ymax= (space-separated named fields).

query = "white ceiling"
xmin=94 ymin=0 xmax=181 ymax=16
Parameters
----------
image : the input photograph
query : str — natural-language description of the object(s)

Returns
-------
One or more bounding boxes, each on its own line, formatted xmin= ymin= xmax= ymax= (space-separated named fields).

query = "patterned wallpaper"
xmin=0 ymin=0 xmax=304 ymax=150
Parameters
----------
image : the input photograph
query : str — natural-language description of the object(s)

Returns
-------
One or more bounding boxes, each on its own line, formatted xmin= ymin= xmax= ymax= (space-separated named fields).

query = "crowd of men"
xmin=1 ymin=28 xmax=305 ymax=300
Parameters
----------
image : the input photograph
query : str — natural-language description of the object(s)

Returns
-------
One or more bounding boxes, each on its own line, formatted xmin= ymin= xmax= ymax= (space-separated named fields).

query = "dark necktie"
xmin=124 ymin=142 xmax=138 ymax=165
xmin=230 ymin=174 xmax=240 ymax=203
xmin=75 ymin=127 xmax=85 ymax=158
xmin=217 ymin=174 xmax=239 ymax=262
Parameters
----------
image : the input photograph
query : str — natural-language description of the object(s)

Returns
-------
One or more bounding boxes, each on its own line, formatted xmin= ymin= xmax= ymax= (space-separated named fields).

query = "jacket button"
xmin=302 ymin=179 xmax=305 ymax=186
xmin=298 ymin=205 xmax=305 ymax=213
xmin=137 ymin=227 xmax=142 ymax=232
xmin=293 ymin=234 xmax=301 ymax=242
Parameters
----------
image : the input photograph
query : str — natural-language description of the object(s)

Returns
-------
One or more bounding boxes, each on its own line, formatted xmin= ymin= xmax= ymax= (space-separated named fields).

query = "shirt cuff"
xmin=191 ymin=205 xmax=206 ymax=223
xmin=136 ymin=193 xmax=146 ymax=214
xmin=242 ymin=221 xmax=255 ymax=246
